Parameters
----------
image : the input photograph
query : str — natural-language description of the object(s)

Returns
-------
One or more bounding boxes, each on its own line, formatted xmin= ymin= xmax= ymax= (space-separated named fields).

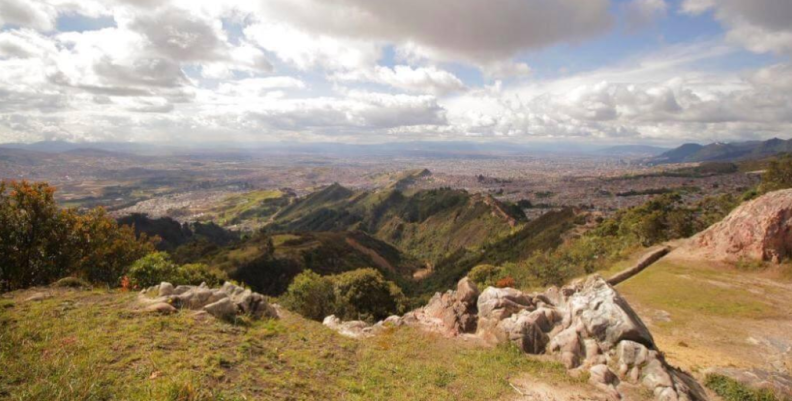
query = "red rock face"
xmin=689 ymin=189 xmax=792 ymax=263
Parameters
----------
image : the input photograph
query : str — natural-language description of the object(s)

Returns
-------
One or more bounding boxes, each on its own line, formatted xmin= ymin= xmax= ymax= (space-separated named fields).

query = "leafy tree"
xmin=760 ymin=155 xmax=792 ymax=193
xmin=0 ymin=181 xmax=155 ymax=291
xmin=127 ymin=252 xmax=227 ymax=288
xmin=468 ymin=264 xmax=503 ymax=288
xmin=126 ymin=252 xmax=183 ymax=288
xmin=331 ymin=268 xmax=407 ymax=322
xmin=282 ymin=270 xmax=336 ymax=321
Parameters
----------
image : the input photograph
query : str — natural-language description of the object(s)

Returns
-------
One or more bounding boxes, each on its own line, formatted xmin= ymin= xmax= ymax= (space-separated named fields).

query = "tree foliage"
xmin=760 ymin=154 xmax=792 ymax=194
xmin=127 ymin=252 xmax=228 ymax=288
xmin=283 ymin=268 xmax=407 ymax=322
xmin=0 ymin=181 xmax=156 ymax=291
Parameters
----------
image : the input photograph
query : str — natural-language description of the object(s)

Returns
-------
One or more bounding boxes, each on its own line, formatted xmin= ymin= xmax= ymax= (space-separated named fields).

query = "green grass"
xmin=212 ymin=190 xmax=285 ymax=226
xmin=704 ymin=374 xmax=781 ymax=401
xmin=616 ymin=259 xmax=776 ymax=327
xmin=0 ymin=288 xmax=577 ymax=400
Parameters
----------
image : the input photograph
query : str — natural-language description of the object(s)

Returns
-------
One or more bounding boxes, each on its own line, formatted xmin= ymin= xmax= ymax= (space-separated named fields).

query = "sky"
xmin=0 ymin=0 xmax=791 ymax=146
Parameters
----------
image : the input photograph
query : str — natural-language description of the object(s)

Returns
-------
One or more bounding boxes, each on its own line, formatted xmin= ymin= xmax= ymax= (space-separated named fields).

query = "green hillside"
xmin=178 ymin=230 xmax=421 ymax=296
xmin=268 ymin=184 xmax=526 ymax=263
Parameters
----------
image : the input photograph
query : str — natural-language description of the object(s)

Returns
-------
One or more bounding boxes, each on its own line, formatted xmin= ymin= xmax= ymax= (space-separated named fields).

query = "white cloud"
xmin=624 ymin=0 xmax=668 ymax=32
xmin=681 ymin=0 xmax=792 ymax=56
xmin=0 ymin=0 xmax=57 ymax=31
xmin=444 ymin=42 xmax=792 ymax=143
xmin=334 ymin=65 xmax=466 ymax=95
xmin=253 ymin=0 xmax=613 ymax=64
xmin=244 ymin=22 xmax=380 ymax=71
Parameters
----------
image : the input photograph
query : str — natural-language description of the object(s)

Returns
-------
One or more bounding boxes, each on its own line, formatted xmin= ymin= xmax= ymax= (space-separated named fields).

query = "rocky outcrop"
xmin=398 ymin=277 xmax=480 ymax=337
xmin=138 ymin=282 xmax=278 ymax=320
xmin=682 ymin=189 xmax=792 ymax=263
xmin=324 ymin=275 xmax=707 ymax=401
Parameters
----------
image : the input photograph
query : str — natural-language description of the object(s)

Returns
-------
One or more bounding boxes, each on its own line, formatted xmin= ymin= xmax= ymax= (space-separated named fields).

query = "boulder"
xmin=204 ymin=298 xmax=237 ymax=320
xmin=158 ymin=282 xmax=174 ymax=297
xmin=497 ymin=310 xmax=550 ymax=354
xmin=137 ymin=282 xmax=277 ymax=321
xmin=476 ymin=287 xmax=533 ymax=339
xmin=683 ymin=188 xmax=792 ymax=263
xmin=412 ymin=277 xmax=480 ymax=336
xmin=323 ymin=315 xmax=376 ymax=338
xmin=568 ymin=277 xmax=654 ymax=350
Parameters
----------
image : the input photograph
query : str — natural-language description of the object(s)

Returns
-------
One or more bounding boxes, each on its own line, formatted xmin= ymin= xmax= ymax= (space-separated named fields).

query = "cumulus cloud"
xmin=1 ymin=0 xmax=791 ymax=144
xmin=682 ymin=0 xmax=792 ymax=55
xmin=624 ymin=0 xmax=668 ymax=32
xmin=0 ymin=0 xmax=57 ymax=31
xmin=445 ymin=42 xmax=792 ymax=142
xmin=254 ymin=0 xmax=612 ymax=64
xmin=334 ymin=65 xmax=466 ymax=95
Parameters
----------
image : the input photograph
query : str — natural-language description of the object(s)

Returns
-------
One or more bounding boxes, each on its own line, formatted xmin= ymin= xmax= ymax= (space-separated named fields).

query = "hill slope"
xmin=652 ymin=138 xmax=792 ymax=164
xmin=0 ymin=287 xmax=592 ymax=401
xmin=268 ymin=184 xmax=526 ymax=263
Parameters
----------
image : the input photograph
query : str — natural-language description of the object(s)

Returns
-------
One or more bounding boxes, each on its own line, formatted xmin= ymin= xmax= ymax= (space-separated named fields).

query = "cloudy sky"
xmin=0 ymin=0 xmax=791 ymax=146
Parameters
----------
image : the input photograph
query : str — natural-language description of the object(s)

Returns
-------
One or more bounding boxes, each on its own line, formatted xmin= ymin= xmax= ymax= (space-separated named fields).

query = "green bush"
xmin=179 ymin=263 xmax=228 ymax=287
xmin=282 ymin=268 xmax=407 ymax=322
xmin=282 ymin=270 xmax=336 ymax=321
xmin=128 ymin=253 xmax=228 ymax=288
xmin=468 ymin=264 xmax=503 ymax=288
xmin=331 ymin=268 xmax=407 ymax=322
xmin=127 ymin=252 xmax=182 ymax=288
xmin=704 ymin=374 xmax=779 ymax=401
xmin=52 ymin=277 xmax=92 ymax=289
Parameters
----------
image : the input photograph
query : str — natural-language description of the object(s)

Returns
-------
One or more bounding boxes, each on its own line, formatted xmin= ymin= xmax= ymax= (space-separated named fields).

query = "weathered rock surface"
xmin=682 ymin=188 xmax=792 ymax=263
xmin=323 ymin=275 xmax=707 ymax=401
xmin=398 ymin=277 xmax=480 ymax=337
xmin=138 ymin=282 xmax=278 ymax=320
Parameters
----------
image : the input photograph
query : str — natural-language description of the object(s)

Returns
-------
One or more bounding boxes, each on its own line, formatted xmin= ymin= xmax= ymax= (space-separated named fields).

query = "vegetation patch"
xmin=705 ymin=374 xmax=781 ymax=401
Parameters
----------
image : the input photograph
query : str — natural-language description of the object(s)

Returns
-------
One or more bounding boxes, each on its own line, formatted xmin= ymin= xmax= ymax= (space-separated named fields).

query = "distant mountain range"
xmin=650 ymin=138 xmax=792 ymax=164
xmin=595 ymin=145 xmax=669 ymax=156
xmin=0 ymin=140 xmax=650 ymax=158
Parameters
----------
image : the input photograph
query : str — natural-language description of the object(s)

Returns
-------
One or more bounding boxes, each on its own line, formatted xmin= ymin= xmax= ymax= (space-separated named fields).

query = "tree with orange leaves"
xmin=0 ymin=181 xmax=156 ymax=292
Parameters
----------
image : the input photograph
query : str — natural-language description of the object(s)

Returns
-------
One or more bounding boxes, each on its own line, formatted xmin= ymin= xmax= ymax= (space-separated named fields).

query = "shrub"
xmin=179 ymin=263 xmax=228 ymax=287
xmin=52 ymin=277 xmax=91 ymax=289
xmin=127 ymin=252 xmax=182 ymax=288
xmin=468 ymin=264 xmax=503 ymax=288
xmin=760 ymin=155 xmax=792 ymax=194
xmin=704 ymin=374 xmax=779 ymax=401
xmin=127 ymin=253 xmax=227 ymax=288
xmin=331 ymin=268 xmax=406 ymax=322
xmin=282 ymin=270 xmax=336 ymax=321
xmin=495 ymin=276 xmax=515 ymax=288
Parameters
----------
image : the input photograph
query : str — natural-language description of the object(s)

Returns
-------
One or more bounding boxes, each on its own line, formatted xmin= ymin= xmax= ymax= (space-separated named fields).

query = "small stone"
xmin=143 ymin=302 xmax=177 ymax=314
xmin=158 ymin=282 xmax=174 ymax=297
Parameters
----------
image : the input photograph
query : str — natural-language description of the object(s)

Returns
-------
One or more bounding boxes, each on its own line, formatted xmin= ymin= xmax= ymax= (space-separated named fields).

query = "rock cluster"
xmin=139 ymin=282 xmax=278 ymax=321
xmin=324 ymin=276 xmax=707 ymax=401
xmin=684 ymin=188 xmax=792 ymax=263
xmin=400 ymin=277 xmax=480 ymax=337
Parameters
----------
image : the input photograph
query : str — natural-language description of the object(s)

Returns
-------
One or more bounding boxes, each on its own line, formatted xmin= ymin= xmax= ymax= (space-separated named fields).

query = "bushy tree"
xmin=282 ymin=270 xmax=335 ymax=320
xmin=332 ymin=268 xmax=406 ymax=322
xmin=127 ymin=252 xmax=227 ymax=288
xmin=282 ymin=268 xmax=407 ymax=322
xmin=760 ymin=155 xmax=792 ymax=193
xmin=0 ymin=181 xmax=155 ymax=291
xmin=468 ymin=264 xmax=503 ymax=288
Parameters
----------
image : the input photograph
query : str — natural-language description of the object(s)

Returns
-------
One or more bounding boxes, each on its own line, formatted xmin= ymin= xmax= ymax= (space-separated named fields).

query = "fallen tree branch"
xmin=607 ymin=246 xmax=671 ymax=286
